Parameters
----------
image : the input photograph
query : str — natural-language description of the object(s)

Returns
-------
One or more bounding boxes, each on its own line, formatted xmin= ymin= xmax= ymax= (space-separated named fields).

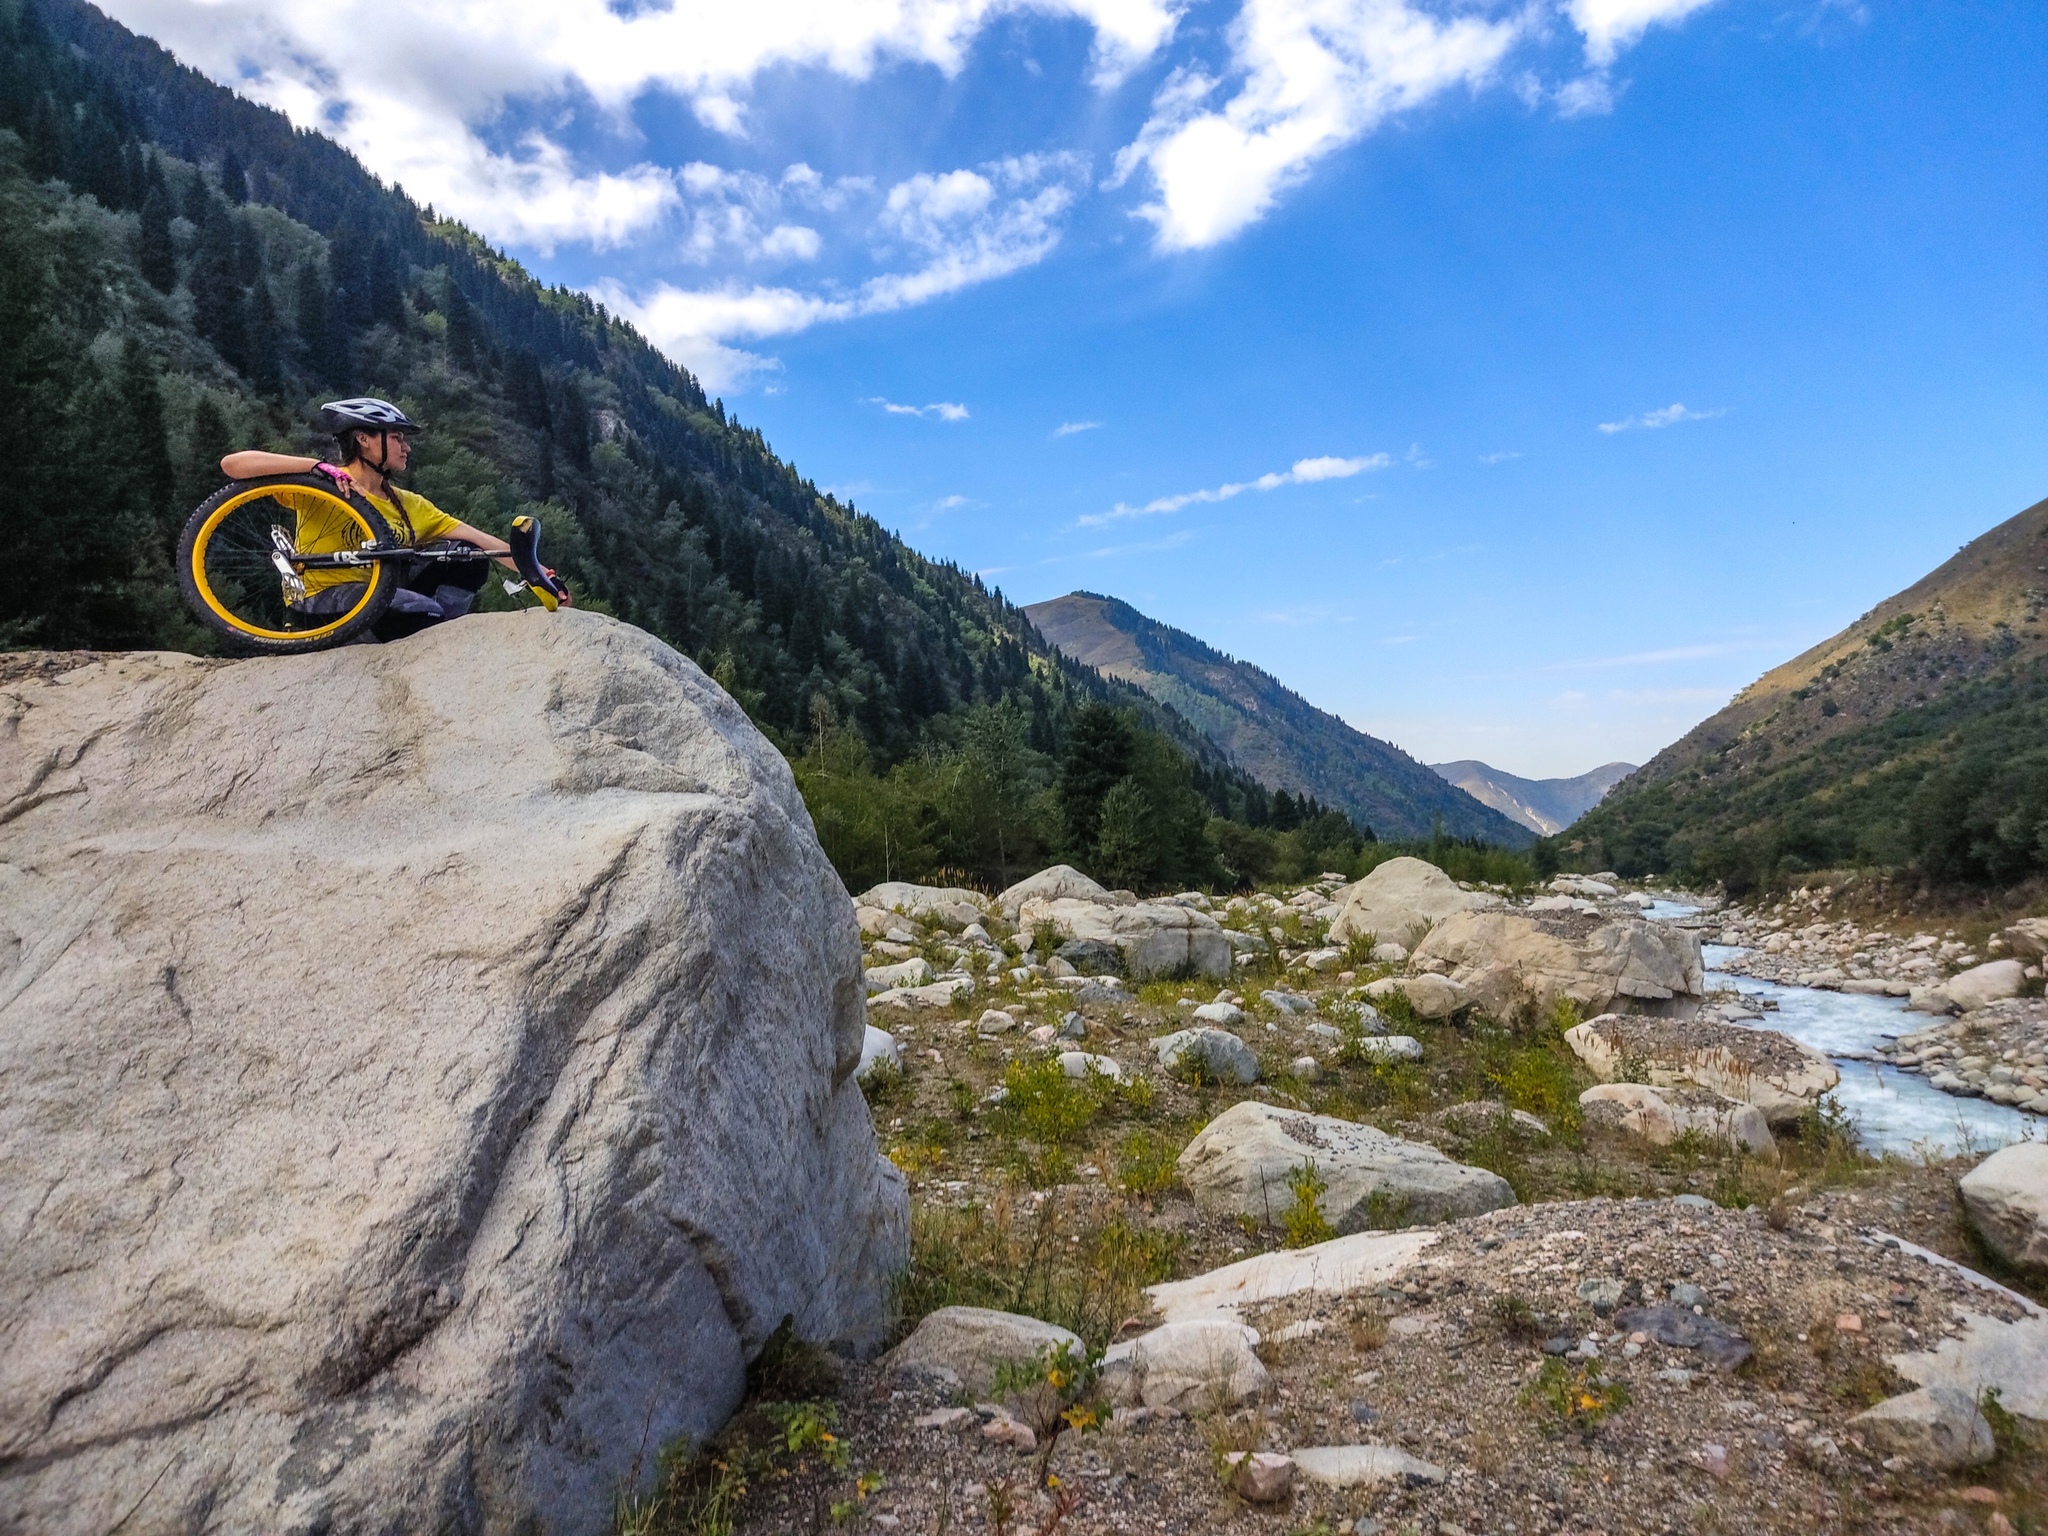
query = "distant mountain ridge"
xmin=1562 ymin=495 xmax=2048 ymax=889
xmin=1429 ymin=760 xmax=1636 ymax=836
xmin=1023 ymin=592 xmax=1533 ymax=845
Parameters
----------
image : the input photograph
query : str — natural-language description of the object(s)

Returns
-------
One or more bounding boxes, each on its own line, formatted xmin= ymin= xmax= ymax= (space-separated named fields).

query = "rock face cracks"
xmin=0 ymin=614 xmax=907 ymax=1536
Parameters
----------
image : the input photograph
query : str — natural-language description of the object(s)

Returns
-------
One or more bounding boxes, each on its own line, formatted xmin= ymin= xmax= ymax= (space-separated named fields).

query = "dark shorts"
xmin=288 ymin=541 xmax=491 ymax=642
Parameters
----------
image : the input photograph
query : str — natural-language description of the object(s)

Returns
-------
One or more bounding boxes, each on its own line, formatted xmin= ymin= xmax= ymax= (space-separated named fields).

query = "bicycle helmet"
xmin=318 ymin=398 xmax=421 ymax=436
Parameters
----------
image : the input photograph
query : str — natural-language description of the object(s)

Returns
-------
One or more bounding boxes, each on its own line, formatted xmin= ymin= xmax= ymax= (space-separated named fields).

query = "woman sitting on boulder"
xmin=221 ymin=397 xmax=572 ymax=642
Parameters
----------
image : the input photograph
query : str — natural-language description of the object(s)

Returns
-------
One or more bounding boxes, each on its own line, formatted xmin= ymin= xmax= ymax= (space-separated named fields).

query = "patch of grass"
xmin=612 ymin=1391 xmax=850 ymax=1536
xmin=1348 ymin=1301 xmax=1389 ymax=1351
xmin=1112 ymin=1128 xmax=1182 ymax=1196
xmin=857 ymin=1059 xmax=911 ymax=1112
xmin=898 ymin=1192 xmax=1186 ymax=1350
xmin=1489 ymin=1290 xmax=1541 ymax=1341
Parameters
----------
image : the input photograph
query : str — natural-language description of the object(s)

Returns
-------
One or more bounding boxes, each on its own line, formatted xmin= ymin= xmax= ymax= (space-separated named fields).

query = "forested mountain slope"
xmin=1556 ymin=496 xmax=2048 ymax=891
xmin=1024 ymin=591 xmax=1532 ymax=844
xmin=0 ymin=0 xmax=1386 ymax=893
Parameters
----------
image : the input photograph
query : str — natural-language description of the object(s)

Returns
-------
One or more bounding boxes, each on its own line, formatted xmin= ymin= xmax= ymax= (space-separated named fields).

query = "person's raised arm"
xmin=221 ymin=450 xmax=317 ymax=479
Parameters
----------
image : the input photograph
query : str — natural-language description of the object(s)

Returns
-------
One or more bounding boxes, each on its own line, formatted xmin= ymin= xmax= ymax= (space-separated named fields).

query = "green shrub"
xmin=1281 ymin=1162 xmax=1336 ymax=1248
xmin=1113 ymin=1129 xmax=1180 ymax=1195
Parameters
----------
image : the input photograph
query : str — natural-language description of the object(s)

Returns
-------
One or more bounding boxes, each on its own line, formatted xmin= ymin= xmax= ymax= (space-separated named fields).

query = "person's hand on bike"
xmin=545 ymin=567 xmax=575 ymax=607
xmin=312 ymin=461 xmax=355 ymax=495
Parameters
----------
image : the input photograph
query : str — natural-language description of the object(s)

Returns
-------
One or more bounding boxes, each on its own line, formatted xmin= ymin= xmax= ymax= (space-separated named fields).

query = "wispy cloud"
xmin=867 ymin=397 xmax=971 ymax=421
xmin=1552 ymin=641 xmax=1753 ymax=670
xmin=1405 ymin=442 xmax=1436 ymax=469
xmin=596 ymin=153 xmax=1090 ymax=388
xmin=932 ymin=493 xmax=976 ymax=509
xmin=1078 ymin=452 xmax=1389 ymax=527
xmin=1256 ymin=603 xmax=1357 ymax=626
xmin=1597 ymin=401 xmax=1725 ymax=434
xmin=1480 ymin=450 xmax=1523 ymax=464
xmin=1053 ymin=420 xmax=1103 ymax=437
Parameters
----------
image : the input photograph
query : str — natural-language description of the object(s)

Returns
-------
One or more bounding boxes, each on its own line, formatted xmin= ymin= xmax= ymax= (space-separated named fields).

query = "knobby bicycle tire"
xmin=177 ymin=474 xmax=401 ymax=655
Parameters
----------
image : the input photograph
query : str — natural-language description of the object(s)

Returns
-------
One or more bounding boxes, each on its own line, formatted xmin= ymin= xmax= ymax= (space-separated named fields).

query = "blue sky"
xmin=111 ymin=0 xmax=2046 ymax=777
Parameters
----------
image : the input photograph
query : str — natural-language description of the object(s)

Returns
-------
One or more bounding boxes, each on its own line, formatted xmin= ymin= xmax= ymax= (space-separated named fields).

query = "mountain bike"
xmin=176 ymin=472 xmax=568 ymax=655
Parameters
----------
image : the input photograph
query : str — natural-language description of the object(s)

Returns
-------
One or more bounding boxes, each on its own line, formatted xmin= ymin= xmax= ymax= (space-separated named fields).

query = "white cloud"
xmin=1077 ymin=451 xmax=1388 ymax=526
xmin=868 ymin=398 xmax=973 ymax=420
xmin=1479 ymin=450 xmax=1523 ymax=463
xmin=1568 ymin=0 xmax=1718 ymax=67
xmin=1112 ymin=0 xmax=1526 ymax=251
xmin=595 ymin=154 xmax=1089 ymax=387
xmin=1054 ymin=420 xmax=1103 ymax=437
xmin=1551 ymin=71 xmax=1618 ymax=116
xmin=93 ymin=0 xmax=1176 ymax=250
xmin=1596 ymin=401 xmax=1726 ymax=433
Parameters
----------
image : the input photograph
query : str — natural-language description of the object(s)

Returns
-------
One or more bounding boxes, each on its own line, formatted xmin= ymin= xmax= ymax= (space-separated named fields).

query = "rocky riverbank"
xmin=633 ymin=862 xmax=2048 ymax=1536
xmin=1699 ymin=897 xmax=2048 ymax=1119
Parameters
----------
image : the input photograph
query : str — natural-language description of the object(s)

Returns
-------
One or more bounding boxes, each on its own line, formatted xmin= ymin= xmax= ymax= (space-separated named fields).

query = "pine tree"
xmin=443 ymin=277 xmax=477 ymax=367
xmin=191 ymin=200 xmax=245 ymax=370
xmin=25 ymin=91 xmax=64 ymax=181
xmin=1092 ymin=777 xmax=1155 ymax=891
xmin=245 ymin=278 xmax=282 ymax=393
xmin=219 ymin=146 xmax=248 ymax=205
xmin=506 ymin=348 xmax=552 ymax=433
xmin=366 ymin=236 xmax=404 ymax=326
xmin=1057 ymin=701 xmax=1136 ymax=858
xmin=116 ymin=339 xmax=175 ymax=548
xmin=294 ymin=257 xmax=344 ymax=384
xmin=137 ymin=181 xmax=176 ymax=293
xmin=181 ymin=394 xmax=233 ymax=512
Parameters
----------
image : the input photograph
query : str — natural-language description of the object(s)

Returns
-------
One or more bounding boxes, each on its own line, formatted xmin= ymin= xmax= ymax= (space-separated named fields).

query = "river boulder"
xmin=1409 ymin=910 xmax=1704 ymax=1023
xmin=1018 ymin=895 xmax=1232 ymax=979
xmin=1943 ymin=959 xmax=2028 ymax=1013
xmin=856 ymin=880 xmax=987 ymax=930
xmin=1957 ymin=1143 xmax=2048 ymax=1270
xmin=0 ymin=616 xmax=908 ymax=1536
xmin=1565 ymin=1013 xmax=1838 ymax=1128
xmin=995 ymin=864 xmax=1112 ymax=921
xmin=1327 ymin=857 xmax=1500 ymax=950
xmin=1176 ymin=1102 xmax=1515 ymax=1229
xmin=1579 ymin=1083 xmax=1775 ymax=1155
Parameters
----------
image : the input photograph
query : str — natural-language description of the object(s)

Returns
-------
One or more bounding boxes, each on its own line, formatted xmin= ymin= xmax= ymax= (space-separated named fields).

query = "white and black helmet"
xmin=318 ymin=397 xmax=421 ymax=436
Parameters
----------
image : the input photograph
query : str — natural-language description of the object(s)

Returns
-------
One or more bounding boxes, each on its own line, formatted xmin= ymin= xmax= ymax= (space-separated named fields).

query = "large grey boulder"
xmin=856 ymin=881 xmax=986 ymax=930
xmin=1176 ymin=1102 xmax=1514 ymax=1229
xmin=1409 ymin=910 xmax=1704 ymax=1022
xmin=1565 ymin=1013 xmax=1839 ymax=1129
xmin=0 ymin=617 xmax=908 ymax=1536
xmin=880 ymin=1307 xmax=1081 ymax=1398
xmin=995 ymin=864 xmax=1111 ymax=921
xmin=1363 ymin=972 xmax=1468 ymax=1020
xmin=1327 ymin=857 xmax=1499 ymax=950
xmin=1945 ymin=959 xmax=2028 ymax=1012
xmin=1580 ymin=1084 xmax=1774 ymax=1156
xmin=864 ymin=957 xmax=934 ymax=993
xmin=1958 ymin=1143 xmax=2048 ymax=1270
xmin=1102 ymin=1319 xmax=1269 ymax=1412
xmin=1154 ymin=1027 xmax=1261 ymax=1084
xmin=1019 ymin=895 xmax=1232 ymax=979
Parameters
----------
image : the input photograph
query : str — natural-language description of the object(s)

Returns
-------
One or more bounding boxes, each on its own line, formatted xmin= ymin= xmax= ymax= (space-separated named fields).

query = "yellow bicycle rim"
xmin=190 ymin=486 xmax=382 ymax=643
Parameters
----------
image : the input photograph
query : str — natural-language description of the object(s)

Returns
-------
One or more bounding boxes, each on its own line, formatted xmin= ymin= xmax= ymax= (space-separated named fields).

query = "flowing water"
xmin=1640 ymin=903 xmax=2037 ymax=1156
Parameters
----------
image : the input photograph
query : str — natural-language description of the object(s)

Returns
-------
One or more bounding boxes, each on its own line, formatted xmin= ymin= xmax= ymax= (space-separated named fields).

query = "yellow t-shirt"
xmin=271 ymin=484 xmax=461 ymax=597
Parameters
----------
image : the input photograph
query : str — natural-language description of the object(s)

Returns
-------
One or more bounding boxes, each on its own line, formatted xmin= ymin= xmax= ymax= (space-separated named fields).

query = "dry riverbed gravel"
xmin=695 ymin=875 xmax=2048 ymax=1536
